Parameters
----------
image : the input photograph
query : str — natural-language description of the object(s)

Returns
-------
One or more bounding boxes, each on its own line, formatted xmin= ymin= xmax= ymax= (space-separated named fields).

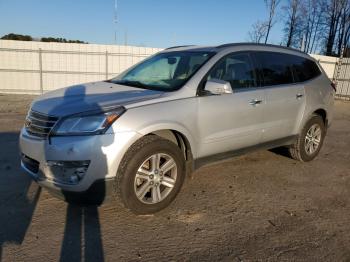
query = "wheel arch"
xmin=148 ymin=129 xmax=194 ymax=162
xmin=299 ymin=107 xmax=328 ymax=134
xmin=138 ymin=123 xmax=197 ymax=158
xmin=129 ymin=128 xmax=196 ymax=177
xmin=313 ymin=108 xmax=327 ymax=125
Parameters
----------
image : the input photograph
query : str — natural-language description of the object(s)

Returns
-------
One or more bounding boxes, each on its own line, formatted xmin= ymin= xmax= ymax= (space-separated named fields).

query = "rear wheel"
xmin=289 ymin=114 xmax=325 ymax=162
xmin=115 ymin=135 xmax=185 ymax=214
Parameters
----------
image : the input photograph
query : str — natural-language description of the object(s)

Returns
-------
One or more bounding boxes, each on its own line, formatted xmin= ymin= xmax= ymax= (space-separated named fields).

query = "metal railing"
xmin=333 ymin=57 xmax=350 ymax=101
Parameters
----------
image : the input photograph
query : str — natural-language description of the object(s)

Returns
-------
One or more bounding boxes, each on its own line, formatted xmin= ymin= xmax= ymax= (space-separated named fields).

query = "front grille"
xmin=21 ymin=154 xmax=40 ymax=174
xmin=25 ymin=110 xmax=59 ymax=138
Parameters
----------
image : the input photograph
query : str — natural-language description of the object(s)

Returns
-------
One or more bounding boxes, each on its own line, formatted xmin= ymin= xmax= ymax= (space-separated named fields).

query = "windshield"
xmin=109 ymin=51 xmax=215 ymax=91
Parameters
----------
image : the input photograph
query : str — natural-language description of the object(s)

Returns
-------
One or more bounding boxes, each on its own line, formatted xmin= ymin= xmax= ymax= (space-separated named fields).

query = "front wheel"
xmin=289 ymin=114 xmax=326 ymax=162
xmin=115 ymin=135 xmax=185 ymax=214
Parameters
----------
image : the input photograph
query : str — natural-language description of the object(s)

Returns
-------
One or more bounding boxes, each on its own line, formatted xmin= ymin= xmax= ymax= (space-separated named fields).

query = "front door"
xmin=196 ymin=52 xmax=265 ymax=158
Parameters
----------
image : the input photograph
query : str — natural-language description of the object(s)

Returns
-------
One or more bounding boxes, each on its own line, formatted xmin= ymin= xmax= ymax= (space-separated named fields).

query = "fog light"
xmin=46 ymin=160 xmax=90 ymax=185
xmin=69 ymin=175 xmax=79 ymax=184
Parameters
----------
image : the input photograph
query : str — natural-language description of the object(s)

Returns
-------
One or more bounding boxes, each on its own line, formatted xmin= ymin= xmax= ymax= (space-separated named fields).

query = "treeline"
xmin=248 ymin=0 xmax=350 ymax=56
xmin=1 ymin=33 xmax=87 ymax=44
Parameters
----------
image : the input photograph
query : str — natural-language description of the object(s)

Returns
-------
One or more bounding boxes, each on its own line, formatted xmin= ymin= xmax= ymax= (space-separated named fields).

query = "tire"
xmin=115 ymin=135 xmax=186 ymax=214
xmin=289 ymin=114 xmax=326 ymax=162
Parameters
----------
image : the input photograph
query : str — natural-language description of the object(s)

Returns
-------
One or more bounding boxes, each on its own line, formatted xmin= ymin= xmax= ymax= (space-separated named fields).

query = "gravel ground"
xmin=0 ymin=94 xmax=349 ymax=261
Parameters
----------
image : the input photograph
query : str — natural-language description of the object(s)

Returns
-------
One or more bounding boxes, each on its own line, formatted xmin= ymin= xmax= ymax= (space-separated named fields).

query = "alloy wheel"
xmin=304 ymin=124 xmax=322 ymax=155
xmin=134 ymin=153 xmax=177 ymax=204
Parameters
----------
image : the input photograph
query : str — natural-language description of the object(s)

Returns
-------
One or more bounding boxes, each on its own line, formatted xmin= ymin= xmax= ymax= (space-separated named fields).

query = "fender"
xmin=298 ymin=105 xmax=328 ymax=134
xmin=137 ymin=121 xmax=198 ymax=158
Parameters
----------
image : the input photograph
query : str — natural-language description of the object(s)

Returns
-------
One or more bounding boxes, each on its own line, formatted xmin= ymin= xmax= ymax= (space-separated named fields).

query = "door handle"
xmin=296 ymin=93 xmax=304 ymax=99
xmin=249 ymin=99 xmax=262 ymax=106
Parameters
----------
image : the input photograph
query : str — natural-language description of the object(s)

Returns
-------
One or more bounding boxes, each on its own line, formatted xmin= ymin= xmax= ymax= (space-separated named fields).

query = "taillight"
xmin=331 ymin=81 xmax=337 ymax=92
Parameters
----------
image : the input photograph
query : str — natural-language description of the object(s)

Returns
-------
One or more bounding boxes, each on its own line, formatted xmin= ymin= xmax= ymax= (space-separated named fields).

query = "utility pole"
xmin=300 ymin=33 xmax=306 ymax=52
xmin=124 ymin=29 xmax=128 ymax=46
xmin=114 ymin=0 xmax=118 ymax=45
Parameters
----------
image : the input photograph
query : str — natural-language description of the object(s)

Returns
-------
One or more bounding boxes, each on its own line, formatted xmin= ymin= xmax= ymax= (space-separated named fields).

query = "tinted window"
xmin=291 ymin=56 xmax=321 ymax=82
xmin=255 ymin=52 xmax=294 ymax=86
xmin=206 ymin=53 xmax=257 ymax=89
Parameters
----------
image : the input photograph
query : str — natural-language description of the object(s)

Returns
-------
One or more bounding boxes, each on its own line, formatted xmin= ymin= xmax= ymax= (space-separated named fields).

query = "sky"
xmin=0 ymin=0 xmax=285 ymax=48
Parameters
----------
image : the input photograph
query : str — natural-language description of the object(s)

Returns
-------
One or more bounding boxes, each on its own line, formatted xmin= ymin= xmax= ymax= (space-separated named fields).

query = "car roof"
xmin=162 ymin=42 xmax=312 ymax=60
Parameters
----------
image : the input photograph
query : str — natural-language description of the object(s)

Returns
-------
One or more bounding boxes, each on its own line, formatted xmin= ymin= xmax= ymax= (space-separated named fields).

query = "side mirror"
xmin=204 ymin=79 xmax=233 ymax=95
xmin=167 ymin=57 xmax=177 ymax=65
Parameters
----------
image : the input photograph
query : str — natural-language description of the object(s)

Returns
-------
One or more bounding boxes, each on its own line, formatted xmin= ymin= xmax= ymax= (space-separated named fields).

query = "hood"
xmin=31 ymin=81 xmax=164 ymax=117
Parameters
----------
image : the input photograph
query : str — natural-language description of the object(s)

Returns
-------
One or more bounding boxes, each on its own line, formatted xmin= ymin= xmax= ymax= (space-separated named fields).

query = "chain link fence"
xmin=0 ymin=40 xmax=350 ymax=100
xmin=0 ymin=40 xmax=162 ymax=94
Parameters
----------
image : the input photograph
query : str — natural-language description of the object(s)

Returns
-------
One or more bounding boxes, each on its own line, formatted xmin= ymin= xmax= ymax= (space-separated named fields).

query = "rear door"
xmin=253 ymin=51 xmax=306 ymax=142
xmin=196 ymin=52 xmax=265 ymax=158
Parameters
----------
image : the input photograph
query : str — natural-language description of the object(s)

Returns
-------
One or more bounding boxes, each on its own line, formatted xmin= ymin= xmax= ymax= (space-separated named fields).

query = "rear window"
xmin=255 ymin=51 xmax=322 ymax=86
xmin=255 ymin=52 xmax=294 ymax=86
xmin=291 ymin=56 xmax=321 ymax=82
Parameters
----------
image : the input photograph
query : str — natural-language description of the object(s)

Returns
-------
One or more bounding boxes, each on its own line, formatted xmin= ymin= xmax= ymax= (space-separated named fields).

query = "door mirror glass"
xmin=204 ymin=79 xmax=233 ymax=95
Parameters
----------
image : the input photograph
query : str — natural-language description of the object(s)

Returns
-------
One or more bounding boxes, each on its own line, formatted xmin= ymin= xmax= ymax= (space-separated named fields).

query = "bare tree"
xmin=248 ymin=20 xmax=268 ymax=43
xmin=264 ymin=0 xmax=281 ymax=44
xmin=297 ymin=0 xmax=327 ymax=53
xmin=307 ymin=0 xmax=326 ymax=53
xmin=247 ymin=0 xmax=350 ymax=55
xmin=324 ymin=0 xmax=347 ymax=55
xmin=336 ymin=0 xmax=350 ymax=55
xmin=283 ymin=0 xmax=302 ymax=47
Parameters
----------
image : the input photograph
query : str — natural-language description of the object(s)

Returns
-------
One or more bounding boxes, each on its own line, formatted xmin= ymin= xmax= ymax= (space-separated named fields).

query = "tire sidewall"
xmin=118 ymin=138 xmax=185 ymax=214
xmin=299 ymin=115 xmax=325 ymax=162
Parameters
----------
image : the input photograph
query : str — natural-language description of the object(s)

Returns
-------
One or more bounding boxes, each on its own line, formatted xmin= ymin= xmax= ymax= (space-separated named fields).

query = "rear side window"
xmin=291 ymin=56 xmax=321 ymax=82
xmin=255 ymin=52 xmax=294 ymax=86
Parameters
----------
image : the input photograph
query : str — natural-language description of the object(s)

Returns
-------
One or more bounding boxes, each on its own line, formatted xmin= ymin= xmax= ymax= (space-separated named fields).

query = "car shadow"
xmin=268 ymin=146 xmax=293 ymax=159
xmin=42 ymin=84 xmax=114 ymax=262
xmin=60 ymin=204 xmax=105 ymax=262
xmin=0 ymin=132 xmax=41 ymax=259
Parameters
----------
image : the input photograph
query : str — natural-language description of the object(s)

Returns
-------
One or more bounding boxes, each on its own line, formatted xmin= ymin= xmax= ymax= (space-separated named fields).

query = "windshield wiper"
xmin=111 ymin=80 xmax=150 ymax=89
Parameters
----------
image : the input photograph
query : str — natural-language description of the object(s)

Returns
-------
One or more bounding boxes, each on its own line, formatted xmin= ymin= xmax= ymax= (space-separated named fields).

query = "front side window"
xmin=206 ymin=53 xmax=257 ymax=89
xmin=110 ymin=51 xmax=215 ymax=91
xmin=255 ymin=52 xmax=294 ymax=86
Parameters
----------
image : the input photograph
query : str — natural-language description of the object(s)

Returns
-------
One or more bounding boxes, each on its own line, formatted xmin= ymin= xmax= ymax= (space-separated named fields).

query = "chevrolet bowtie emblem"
xmin=25 ymin=119 xmax=32 ymax=128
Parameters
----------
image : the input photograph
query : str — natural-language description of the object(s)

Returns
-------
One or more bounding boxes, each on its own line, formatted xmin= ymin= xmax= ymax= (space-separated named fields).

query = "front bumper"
xmin=19 ymin=128 xmax=141 ymax=201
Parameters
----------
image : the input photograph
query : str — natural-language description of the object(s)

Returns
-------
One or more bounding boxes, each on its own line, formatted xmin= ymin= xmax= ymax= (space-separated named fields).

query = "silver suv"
xmin=20 ymin=43 xmax=334 ymax=214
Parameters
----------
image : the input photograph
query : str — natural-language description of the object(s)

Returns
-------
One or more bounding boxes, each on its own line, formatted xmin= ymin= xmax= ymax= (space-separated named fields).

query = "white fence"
xmin=0 ymin=40 xmax=347 ymax=98
xmin=309 ymin=54 xmax=338 ymax=79
xmin=0 ymin=40 xmax=162 ymax=94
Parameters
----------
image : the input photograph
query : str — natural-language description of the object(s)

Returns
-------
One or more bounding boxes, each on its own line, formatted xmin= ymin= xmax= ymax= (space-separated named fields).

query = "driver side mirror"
xmin=204 ymin=79 xmax=233 ymax=95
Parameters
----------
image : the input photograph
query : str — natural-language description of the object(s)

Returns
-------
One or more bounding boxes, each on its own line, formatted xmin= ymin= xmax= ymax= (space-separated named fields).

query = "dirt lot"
xmin=0 ymin=94 xmax=349 ymax=262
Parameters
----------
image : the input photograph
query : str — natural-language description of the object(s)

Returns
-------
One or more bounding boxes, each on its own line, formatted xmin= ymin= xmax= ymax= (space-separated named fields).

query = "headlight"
xmin=52 ymin=107 xmax=125 ymax=136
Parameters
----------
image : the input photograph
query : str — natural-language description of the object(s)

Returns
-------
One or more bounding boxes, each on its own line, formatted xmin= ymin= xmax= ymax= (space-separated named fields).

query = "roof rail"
xmin=216 ymin=42 xmax=306 ymax=54
xmin=165 ymin=45 xmax=196 ymax=50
